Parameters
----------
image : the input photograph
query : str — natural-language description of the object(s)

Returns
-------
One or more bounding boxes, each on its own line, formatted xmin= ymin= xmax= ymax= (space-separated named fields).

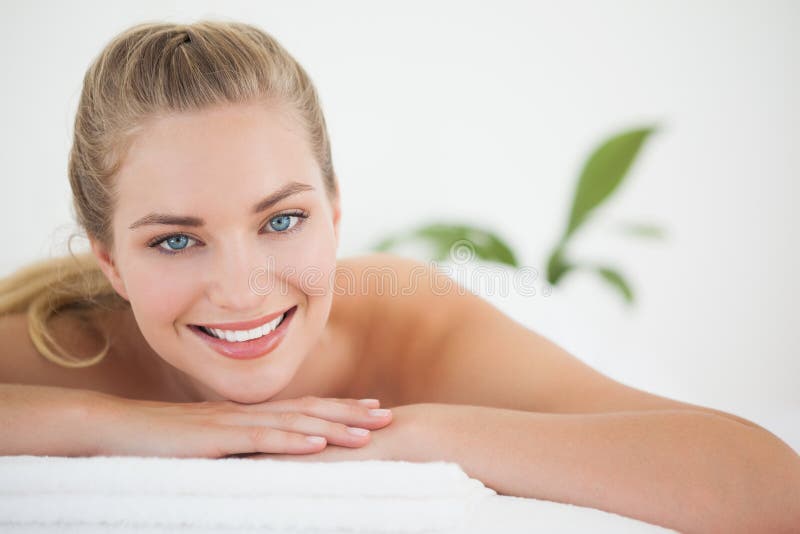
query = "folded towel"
xmin=0 ymin=455 xmax=496 ymax=533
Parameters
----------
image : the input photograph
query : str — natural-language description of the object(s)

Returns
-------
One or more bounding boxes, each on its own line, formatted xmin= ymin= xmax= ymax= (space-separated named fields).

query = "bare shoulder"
xmin=0 ymin=310 xmax=110 ymax=385
xmin=336 ymin=253 xmax=764 ymax=431
xmin=335 ymin=252 xmax=454 ymax=328
xmin=0 ymin=312 xmax=39 ymax=378
xmin=333 ymin=253 xmax=461 ymax=405
xmin=0 ymin=308 xmax=181 ymax=401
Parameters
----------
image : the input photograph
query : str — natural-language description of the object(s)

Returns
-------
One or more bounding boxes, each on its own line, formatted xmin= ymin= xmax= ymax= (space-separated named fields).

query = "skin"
xmin=3 ymin=99 xmax=798 ymax=531
xmin=0 ymin=100 xmax=412 ymax=408
xmin=7 ymin=98 xmax=791 ymax=419
xmin=90 ymin=100 xmax=373 ymax=406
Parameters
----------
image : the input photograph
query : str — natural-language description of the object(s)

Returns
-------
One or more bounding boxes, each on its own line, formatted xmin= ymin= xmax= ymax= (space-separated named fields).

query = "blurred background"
xmin=1 ymin=1 xmax=797 ymax=448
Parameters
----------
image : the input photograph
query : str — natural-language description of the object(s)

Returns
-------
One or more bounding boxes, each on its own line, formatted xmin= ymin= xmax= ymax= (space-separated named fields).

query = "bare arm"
xmin=404 ymin=403 xmax=800 ymax=534
xmin=0 ymin=383 xmax=101 ymax=456
xmin=0 ymin=382 xmax=398 ymax=458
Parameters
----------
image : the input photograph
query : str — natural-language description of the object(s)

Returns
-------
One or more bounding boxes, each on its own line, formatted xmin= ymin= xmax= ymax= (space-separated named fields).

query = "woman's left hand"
xmin=238 ymin=403 xmax=430 ymax=462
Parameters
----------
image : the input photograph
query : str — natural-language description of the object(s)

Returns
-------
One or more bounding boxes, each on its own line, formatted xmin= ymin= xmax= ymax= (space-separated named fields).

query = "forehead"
xmin=113 ymin=102 xmax=321 ymax=214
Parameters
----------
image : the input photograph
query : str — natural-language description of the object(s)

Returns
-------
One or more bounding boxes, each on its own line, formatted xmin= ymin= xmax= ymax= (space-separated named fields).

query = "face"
xmin=91 ymin=101 xmax=341 ymax=404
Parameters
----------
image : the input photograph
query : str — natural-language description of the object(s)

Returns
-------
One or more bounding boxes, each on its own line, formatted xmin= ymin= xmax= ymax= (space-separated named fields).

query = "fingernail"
xmin=306 ymin=436 xmax=326 ymax=444
xmin=358 ymin=398 xmax=379 ymax=406
xmin=368 ymin=408 xmax=391 ymax=417
xmin=347 ymin=427 xmax=370 ymax=436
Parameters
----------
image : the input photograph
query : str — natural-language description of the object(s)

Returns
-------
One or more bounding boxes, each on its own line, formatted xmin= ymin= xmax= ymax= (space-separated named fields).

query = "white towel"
xmin=0 ymin=455 xmax=496 ymax=533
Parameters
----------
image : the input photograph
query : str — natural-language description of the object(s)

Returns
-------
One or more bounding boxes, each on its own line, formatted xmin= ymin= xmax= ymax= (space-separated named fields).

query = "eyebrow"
xmin=128 ymin=181 xmax=315 ymax=230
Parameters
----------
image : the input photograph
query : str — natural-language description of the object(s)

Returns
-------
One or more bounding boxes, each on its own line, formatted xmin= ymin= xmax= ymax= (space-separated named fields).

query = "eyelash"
xmin=146 ymin=210 xmax=310 ymax=256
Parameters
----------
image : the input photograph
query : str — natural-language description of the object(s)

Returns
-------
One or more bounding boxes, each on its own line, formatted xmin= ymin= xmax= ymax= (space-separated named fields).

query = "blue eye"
xmin=264 ymin=211 xmax=308 ymax=234
xmin=147 ymin=210 xmax=309 ymax=256
xmin=269 ymin=215 xmax=294 ymax=232
xmin=156 ymin=234 xmax=197 ymax=252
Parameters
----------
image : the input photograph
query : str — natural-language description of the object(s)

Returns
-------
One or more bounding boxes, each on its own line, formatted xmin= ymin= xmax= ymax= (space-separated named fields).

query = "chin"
xmin=221 ymin=390 xmax=274 ymax=404
xmin=203 ymin=365 xmax=297 ymax=405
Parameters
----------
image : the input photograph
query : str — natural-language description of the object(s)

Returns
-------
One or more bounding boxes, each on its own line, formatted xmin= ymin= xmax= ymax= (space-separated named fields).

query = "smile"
xmin=197 ymin=313 xmax=286 ymax=342
xmin=188 ymin=305 xmax=297 ymax=360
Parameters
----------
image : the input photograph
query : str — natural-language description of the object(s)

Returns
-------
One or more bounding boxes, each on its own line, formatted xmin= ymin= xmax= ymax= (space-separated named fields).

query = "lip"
xmin=189 ymin=305 xmax=297 ymax=360
xmin=198 ymin=306 xmax=292 ymax=331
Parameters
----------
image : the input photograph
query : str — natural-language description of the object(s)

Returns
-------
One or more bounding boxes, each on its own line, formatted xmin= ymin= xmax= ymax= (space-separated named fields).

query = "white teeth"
xmin=203 ymin=312 xmax=286 ymax=342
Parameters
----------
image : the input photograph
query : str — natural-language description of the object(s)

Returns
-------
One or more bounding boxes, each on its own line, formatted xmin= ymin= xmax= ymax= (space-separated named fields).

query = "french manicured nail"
xmin=347 ymin=427 xmax=370 ymax=436
xmin=368 ymin=409 xmax=391 ymax=417
xmin=306 ymin=436 xmax=326 ymax=444
xmin=358 ymin=398 xmax=379 ymax=406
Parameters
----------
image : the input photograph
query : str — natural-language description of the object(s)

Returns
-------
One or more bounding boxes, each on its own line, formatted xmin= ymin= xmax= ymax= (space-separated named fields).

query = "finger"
xmin=211 ymin=424 xmax=329 ymax=457
xmin=234 ymin=397 xmax=378 ymax=411
xmin=234 ymin=397 xmax=392 ymax=430
xmin=329 ymin=397 xmax=381 ymax=408
xmin=215 ymin=411 xmax=373 ymax=448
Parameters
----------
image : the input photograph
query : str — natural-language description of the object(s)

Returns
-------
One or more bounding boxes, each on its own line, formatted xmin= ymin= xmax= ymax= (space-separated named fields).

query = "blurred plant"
xmin=369 ymin=125 xmax=665 ymax=306
xmin=372 ymin=223 xmax=519 ymax=267
xmin=544 ymin=126 xmax=664 ymax=305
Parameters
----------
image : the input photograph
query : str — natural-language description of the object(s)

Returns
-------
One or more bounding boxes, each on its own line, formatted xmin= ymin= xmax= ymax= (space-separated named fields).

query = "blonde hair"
xmin=0 ymin=20 xmax=338 ymax=367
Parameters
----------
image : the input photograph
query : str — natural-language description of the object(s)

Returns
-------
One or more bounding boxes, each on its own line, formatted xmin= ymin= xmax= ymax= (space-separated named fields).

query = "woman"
xmin=0 ymin=20 xmax=797 ymax=532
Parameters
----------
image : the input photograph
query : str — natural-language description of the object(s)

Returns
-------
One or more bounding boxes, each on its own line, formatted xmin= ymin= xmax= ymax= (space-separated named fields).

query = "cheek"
xmin=264 ymin=221 xmax=338 ymax=300
xmin=121 ymin=256 xmax=201 ymax=330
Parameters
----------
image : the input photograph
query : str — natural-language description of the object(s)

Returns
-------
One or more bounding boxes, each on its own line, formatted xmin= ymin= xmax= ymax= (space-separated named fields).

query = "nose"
xmin=205 ymin=238 xmax=271 ymax=312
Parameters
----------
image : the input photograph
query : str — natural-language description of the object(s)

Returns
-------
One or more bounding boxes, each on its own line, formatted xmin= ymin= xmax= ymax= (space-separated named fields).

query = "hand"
xmin=244 ymin=403 xmax=428 ymax=463
xmin=86 ymin=393 xmax=393 ymax=458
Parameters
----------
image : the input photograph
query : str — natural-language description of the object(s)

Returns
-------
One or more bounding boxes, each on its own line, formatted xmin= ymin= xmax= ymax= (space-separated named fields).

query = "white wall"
xmin=1 ymin=1 xmax=797 ymax=446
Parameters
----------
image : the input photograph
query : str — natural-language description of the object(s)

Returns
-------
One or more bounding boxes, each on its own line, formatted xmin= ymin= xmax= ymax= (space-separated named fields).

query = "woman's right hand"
xmin=87 ymin=393 xmax=393 ymax=458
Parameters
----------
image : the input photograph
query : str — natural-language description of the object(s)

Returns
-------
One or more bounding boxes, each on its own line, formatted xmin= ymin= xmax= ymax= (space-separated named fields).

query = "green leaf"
xmin=483 ymin=231 xmax=518 ymax=267
xmin=369 ymin=222 xmax=519 ymax=267
xmin=565 ymin=127 xmax=657 ymax=240
xmin=594 ymin=266 xmax=635 ymax=305
xmin=615 ymin=221 xmax=666 ymax=240
xmin=545 ymin=245 xmax=574 ymax=286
